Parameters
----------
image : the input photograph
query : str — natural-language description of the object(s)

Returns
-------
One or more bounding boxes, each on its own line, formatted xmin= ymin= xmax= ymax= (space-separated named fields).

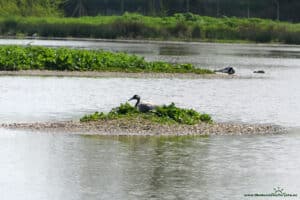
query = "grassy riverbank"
xmin=1 ymin=13 xmax=299 ymax=44
xmin=0 ymin=45 xmax=212 ymax=74
xmin=80 ymin=103 xmax=212 ymax=125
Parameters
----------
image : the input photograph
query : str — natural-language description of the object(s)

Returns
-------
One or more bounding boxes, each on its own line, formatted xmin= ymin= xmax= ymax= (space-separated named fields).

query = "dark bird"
xmin=128 ymin=95 xmax=157 ymax=113
xmin=253 ymin=70 xmax=265 ymax=74
xmin=214 ymin=67 xmax=235 ymax=75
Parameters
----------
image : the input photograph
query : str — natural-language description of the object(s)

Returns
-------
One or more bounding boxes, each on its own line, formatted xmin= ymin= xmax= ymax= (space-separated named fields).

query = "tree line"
xmin=62 ymin=0 xmax=299 ymax=22
xmin=0 ymin=0 xmax=62 ymax=16
xmin=0 ymin=0 xmax=299 ymax=22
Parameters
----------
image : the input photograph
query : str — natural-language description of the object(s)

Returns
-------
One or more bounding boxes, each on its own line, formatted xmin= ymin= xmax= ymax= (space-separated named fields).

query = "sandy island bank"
xmin=0 ymin=70 xmax=236 ymax=79
xmin=1 ymin=119 xmax=284 ymax=136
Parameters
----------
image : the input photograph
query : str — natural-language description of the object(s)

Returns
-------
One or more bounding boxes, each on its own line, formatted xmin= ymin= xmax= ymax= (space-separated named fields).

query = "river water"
xmin=0 ymin=39 xmax=299 ymax=200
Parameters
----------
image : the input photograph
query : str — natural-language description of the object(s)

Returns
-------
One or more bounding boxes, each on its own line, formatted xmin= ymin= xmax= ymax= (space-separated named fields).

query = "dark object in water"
xmin=214 ymin=67 xmax=235 ymax=75
xmin=128 ymin=94 xmax=157 ymax=113
xmin=253 ymin=70 xmax=265 ymax=74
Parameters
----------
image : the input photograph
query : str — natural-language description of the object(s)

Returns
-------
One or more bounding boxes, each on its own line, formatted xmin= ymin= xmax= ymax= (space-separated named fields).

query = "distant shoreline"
xmin=0 ymin=13 xmax=299 ymax=44
xmin=1 ymin=36 xmax=299 ymax=47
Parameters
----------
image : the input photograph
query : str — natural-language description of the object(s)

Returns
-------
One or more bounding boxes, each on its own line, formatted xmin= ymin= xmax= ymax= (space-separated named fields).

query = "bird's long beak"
xmin=128 ymin=97 xmax=134 ymax=101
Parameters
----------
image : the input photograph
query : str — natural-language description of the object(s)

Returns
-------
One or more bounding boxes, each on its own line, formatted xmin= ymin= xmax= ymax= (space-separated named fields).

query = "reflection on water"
xmin=0 ymin=130 xmax=299 ymax=200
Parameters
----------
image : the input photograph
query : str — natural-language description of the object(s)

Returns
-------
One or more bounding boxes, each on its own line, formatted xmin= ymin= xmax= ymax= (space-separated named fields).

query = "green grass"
xmin=80 ymin=102 xmax=212 ymax=125
xmin=1 ymin=13 xmax=300 ymax=44
xmin=0 ymin=45 xmax=213 ymax=74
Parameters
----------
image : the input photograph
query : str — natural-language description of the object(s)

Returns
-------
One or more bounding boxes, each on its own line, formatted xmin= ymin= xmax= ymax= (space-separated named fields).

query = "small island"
xmin=2 ymin=102 xmax=284 ymax=136
xmin=0 ymin=45 xmax=214 ymax=76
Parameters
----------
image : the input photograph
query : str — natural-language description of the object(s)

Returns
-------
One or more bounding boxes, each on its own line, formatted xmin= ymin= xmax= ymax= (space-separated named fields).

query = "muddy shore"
xmin=0 ymin=70 xmax=239 ymax=79
xmin=1 ymin=118 xmax=284 ymax=136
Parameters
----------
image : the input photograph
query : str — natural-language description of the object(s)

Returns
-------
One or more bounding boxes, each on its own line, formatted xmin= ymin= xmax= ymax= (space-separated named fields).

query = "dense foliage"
xmin=0 ymin=0 xmax=62 ymax=17
xmin=61 ymin=0 xmax=299 ymax=22
xmin=1 ymin=0 xmax=298 ymax=22
xmin=0 ymin=45 xmax=213 ymax=74
xmin=80 ymin=103 xmax=212 ymax=125
xmin=0 ymin=13 xmax=299 ymax=44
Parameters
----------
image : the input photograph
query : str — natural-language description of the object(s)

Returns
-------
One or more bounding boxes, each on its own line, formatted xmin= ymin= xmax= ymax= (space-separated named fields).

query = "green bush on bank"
xmin=0 ymin=13 xmax=299 ymax=44
xmin=0 ymin=45 xmax=213 ymax=74
xmin=80 ymin=103 xmax=212 ymax=125
xmin=0 ymin=0 xmax=62 ymax=17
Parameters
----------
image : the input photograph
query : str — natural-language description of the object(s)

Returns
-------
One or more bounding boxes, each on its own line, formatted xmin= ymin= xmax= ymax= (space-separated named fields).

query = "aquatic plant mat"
xmin=0 ymin=45 xmax=213 ymax=74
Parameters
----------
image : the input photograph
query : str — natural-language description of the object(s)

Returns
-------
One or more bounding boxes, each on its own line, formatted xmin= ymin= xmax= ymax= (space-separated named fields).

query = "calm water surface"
xmin=0 ymin=39 xmax=300 ymax=200
xmin=1 ymin=130 xmax=300 ymax=200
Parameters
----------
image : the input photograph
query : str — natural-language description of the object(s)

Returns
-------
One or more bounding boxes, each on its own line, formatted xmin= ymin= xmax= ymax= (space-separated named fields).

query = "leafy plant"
xmin=0 ymin=45 xmax=213 ymax=74
xmin=80 ymin=112 xmax=104 ymax=122
xmin=80 ymin=102 xmax=213 ymax=125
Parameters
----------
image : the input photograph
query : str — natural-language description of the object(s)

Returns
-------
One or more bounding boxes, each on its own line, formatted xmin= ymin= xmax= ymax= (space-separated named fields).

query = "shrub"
xmin=80 ymin=102 xmax=213 ymax=125
xmin=199 ymin=114 xmax=212 ymax=122
xmin=170 ymin=22 xmax=191 ymax=38
xmin=192 ymin=26 xmax=201 ymax=38
xmin=80 ymin=112 xmax=104 ymax=122
xmin=155 ymin=103 xmax=202 ymax=125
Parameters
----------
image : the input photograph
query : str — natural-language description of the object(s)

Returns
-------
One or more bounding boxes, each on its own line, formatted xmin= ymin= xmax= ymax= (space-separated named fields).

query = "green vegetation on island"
xmin=1 ymin=13 xmax=299 ymax=44
xmin=80 ymin=102 xmax=212 ymax=125
xmin=0 ymin=45 xmax=213 ymax=74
